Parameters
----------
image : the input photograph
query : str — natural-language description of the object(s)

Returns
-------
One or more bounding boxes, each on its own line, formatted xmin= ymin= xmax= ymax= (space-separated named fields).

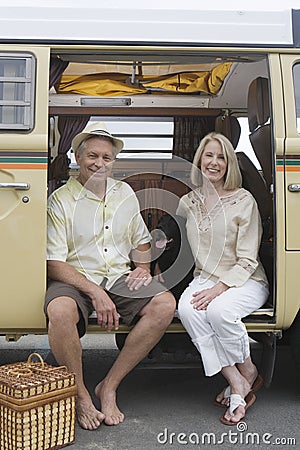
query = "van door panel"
xmin=280 ymin=55 xmax=300 ymax=250
xmin=0 ymin=169 xmax=47 ymax=329
xmin=0 ymin=46 xmax=49 ymax=332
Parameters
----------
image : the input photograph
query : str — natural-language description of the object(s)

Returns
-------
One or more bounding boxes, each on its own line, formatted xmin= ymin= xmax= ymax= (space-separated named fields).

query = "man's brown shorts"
xmin=45 ymin=275 xmax=166 ymax=338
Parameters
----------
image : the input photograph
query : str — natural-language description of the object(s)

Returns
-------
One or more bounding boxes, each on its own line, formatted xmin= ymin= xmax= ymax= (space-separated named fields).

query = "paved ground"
xmin=0 ymin=334 xmax=299 ymax=450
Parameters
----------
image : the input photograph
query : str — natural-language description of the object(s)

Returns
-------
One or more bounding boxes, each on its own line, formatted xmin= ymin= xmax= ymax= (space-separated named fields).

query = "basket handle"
xmin=27 ymin=352 xmax=45 ymax=368
xmin=8 ymin=367 xmax=33 ymax=378
xmin=27 ymin=353 xmax=68 ymax=373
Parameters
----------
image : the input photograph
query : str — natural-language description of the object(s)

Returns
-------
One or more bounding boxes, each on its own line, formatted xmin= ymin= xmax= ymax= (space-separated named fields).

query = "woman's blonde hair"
xmin=190 ymin=132 xmax=242 ymax=189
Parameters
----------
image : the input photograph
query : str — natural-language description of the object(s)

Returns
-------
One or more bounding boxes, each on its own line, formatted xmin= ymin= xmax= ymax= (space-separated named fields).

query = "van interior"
xmin=48 ymin=49 xmax=275 ymax=335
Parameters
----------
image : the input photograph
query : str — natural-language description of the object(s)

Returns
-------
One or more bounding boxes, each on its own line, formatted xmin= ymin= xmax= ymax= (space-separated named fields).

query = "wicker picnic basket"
xmin=0 ymin=353 xmax=77 ymax=450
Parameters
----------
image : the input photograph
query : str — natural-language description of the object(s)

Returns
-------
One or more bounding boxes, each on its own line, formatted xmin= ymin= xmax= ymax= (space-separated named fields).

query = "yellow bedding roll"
xmin=56 ymin=62 xmax=232 ymax=96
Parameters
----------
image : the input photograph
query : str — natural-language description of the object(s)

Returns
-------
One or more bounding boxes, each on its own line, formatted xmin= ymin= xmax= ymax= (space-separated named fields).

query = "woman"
xmin=177 ymin=132 xmax=269 ymax=425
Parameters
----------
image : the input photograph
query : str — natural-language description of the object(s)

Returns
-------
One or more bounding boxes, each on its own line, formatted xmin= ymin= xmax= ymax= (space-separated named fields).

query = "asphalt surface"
xmin=0 ymin=334 xmax=299 ymax=450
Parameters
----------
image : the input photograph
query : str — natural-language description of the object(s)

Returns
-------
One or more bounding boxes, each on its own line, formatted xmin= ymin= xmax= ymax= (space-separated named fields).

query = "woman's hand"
xmin=191 ymin=281 xmax=229 ymax=310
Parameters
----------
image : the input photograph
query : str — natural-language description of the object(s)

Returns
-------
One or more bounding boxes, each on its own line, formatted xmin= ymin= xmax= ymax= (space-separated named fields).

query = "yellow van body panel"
xmin=278 ymin=55 xmax=300 ymax=327
xmin=0 ymin=169 xmax=47 ymax=331
xmin=0 ymin=46 xmax=49 ymax=333
xmin=0 ymin=44 xmax=300 ymax=336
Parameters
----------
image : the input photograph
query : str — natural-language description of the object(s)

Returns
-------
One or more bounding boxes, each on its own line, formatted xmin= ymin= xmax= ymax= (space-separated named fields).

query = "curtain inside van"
xmin=48 ymin=116 xmax=90 ymax=193
xmin=173 ymin=117 xmax=216 ymax=161
xmin=49 ymin=56 xmax=69 ymax=89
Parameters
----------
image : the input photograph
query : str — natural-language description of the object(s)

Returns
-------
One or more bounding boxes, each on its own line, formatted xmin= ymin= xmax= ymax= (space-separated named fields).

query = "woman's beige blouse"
xmin=176 ymin=188 xmax=268 ymax=287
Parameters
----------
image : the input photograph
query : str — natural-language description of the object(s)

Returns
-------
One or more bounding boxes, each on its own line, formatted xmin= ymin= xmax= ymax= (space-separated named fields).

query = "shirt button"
xmin=105 ymin=225 xmax=109 ymax=229
xmin=104 ymin=248 xmax=108 ymax=252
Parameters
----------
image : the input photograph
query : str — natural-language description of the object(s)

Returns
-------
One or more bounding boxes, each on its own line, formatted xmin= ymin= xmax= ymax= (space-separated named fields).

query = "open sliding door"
xmin=279 ymin=54 xmax=300 ymax=327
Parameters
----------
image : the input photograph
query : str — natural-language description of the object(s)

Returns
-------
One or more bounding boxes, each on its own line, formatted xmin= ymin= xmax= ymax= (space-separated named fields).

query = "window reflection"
xmin=293 ymin=63 xmax=300 ymax=133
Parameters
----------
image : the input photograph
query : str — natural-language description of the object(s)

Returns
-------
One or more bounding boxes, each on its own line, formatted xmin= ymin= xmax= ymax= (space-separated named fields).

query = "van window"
xmin=293 ymin=62 xmax=300 ymax=133
xmin=67 ymin=117 xmax=174 ymax=167
xmin=236 ymin=117 xmax=260 ymax=169
xmin=0 ymin=53 xmax=35 ymax=131
xmin=105 ymin=118 xmax=174 ymax=160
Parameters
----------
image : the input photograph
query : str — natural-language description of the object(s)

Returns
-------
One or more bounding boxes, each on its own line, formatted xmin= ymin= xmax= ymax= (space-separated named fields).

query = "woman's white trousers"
xmin=178 ymin=276 xmax=269 ymax=376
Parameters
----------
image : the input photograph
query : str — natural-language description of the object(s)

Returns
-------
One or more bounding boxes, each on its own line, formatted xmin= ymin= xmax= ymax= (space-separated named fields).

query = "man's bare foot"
xmin=95 ymin=381 xmax=125 ymax=426
xmin=77 ymin=395 xmax=105 ymax=430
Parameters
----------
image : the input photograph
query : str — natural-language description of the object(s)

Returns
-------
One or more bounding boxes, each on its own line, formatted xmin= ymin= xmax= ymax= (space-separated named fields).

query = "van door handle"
xmin=0 ymin=182 xmax=30 ymax=190
xmin=288 ymin=184 xmax=300 ymax=192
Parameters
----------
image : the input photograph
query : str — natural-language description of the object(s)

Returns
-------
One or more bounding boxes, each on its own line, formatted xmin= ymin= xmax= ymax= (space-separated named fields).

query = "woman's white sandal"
xmin=214 ymin=374 xmax=263 ymax=408
xmin=220 ymin=392 xmax=256 ymax=426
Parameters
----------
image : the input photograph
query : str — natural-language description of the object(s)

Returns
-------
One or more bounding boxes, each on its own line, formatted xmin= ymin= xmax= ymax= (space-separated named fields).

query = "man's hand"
xmin=47 ymin=260 xmax=119 ymax=331
xmin=90 ymin=287 xmax=120 ymax=331
xmin=125 ymin=267 xmax=152 ymax=291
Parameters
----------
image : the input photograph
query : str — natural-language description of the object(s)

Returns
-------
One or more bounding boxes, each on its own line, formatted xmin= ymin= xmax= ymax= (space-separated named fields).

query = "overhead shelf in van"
xmin=49 ymin=94 xmax=210 ymax=109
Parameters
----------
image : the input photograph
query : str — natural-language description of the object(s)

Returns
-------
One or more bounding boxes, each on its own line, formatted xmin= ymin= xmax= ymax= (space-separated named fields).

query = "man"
xmin=45 ymin=122 xmax=176 ymax=430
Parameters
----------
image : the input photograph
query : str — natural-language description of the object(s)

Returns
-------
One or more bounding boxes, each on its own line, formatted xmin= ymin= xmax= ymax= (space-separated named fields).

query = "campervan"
xmin=0 ymin=2 xmax=299 ymax=383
